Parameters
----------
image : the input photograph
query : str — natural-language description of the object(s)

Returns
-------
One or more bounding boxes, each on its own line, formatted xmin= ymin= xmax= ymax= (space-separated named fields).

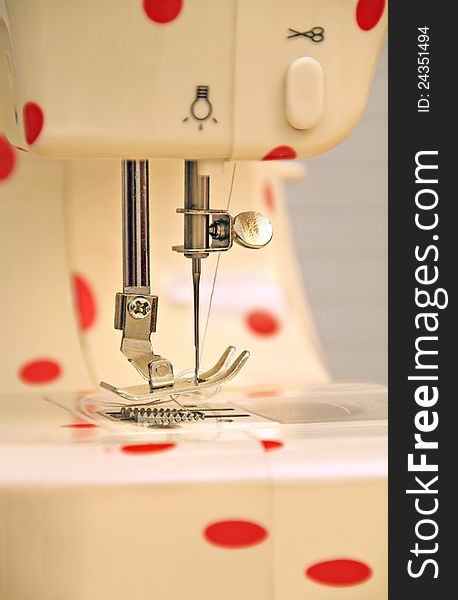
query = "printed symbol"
xmin=287 ymin=27 xmax=324 ymax=42
xmin=183 ymin=85 xmax=219 ymax=131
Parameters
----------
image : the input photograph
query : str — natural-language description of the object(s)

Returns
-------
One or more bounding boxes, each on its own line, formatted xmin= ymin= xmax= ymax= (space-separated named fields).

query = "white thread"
xmin=200 ymin=162 xmax=237 ymax=362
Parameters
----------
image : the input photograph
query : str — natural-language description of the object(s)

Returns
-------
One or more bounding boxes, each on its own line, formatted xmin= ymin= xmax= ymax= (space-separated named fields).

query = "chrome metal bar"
xmin=122 ymin=160 xmax=150 ymax=292
xmin=184 ymin=160 xmax=209 ymax=257
xmin=184 ymin=160 xmax=210 ymax=383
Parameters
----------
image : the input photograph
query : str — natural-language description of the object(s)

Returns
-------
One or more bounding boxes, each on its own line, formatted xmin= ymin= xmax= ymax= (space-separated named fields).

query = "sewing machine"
xmin=0 ymin=1 xmax=387 ymax=598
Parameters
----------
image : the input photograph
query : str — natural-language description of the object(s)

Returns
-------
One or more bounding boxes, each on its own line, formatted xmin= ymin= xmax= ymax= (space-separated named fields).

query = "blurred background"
xmin=286 ymin=45 xmax=387 ymax=384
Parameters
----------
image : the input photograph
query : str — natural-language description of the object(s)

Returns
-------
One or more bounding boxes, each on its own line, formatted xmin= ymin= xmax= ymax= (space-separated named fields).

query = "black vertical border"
xmin=389 ymin=1 xmax=454 ymax=597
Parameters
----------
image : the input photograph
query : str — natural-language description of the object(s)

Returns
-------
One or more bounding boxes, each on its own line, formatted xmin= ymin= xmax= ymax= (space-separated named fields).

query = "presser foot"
xmin=99 ymin=346 xmax=250 ymax=404
xmin=115 ymin=291 xmax=175 ymax=389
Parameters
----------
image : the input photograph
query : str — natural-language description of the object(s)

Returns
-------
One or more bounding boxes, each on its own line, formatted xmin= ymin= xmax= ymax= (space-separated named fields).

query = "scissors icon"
xmin=287 ymin=27 xmax=325 ymax=43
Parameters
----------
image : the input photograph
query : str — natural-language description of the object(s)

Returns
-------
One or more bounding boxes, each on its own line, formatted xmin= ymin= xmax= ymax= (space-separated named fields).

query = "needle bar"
xmin=184 ymin=160 xmax=209 ymax=385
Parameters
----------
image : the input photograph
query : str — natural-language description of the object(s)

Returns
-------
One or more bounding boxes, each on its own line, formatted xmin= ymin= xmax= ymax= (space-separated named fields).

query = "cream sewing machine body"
xmin=1 ymin=0 xmax=384 ymax=159
xmin=0 ymin=2 xmax=387 ymax=599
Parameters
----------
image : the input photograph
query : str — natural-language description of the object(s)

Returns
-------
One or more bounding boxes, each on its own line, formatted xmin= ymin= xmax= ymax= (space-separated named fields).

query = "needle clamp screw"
xmin=233 ymin=211 xmax=273 ymax=249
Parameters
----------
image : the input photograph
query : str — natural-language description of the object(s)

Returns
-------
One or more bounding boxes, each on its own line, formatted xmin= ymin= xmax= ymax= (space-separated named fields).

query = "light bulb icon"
xmin=183 ymin=85 xmax=218 ymax=131
xmin=191 ymin=85 xmax=212 ymax=120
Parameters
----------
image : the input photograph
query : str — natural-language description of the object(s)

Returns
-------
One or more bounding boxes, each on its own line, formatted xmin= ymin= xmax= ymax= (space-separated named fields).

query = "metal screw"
xmin=156 ymin=364 xmax=168 ymax=377
xmin=208 ymin=219 xmax=230 ymax=241
xmin=128 ymin=296 xmax=152 ymax=319
xmin=233 ymin=211 xmax=273 ymax=249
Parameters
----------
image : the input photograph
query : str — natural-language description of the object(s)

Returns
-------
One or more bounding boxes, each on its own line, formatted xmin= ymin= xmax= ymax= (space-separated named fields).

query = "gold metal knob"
xmin=233 ymin=211 xmax=273 ymax=249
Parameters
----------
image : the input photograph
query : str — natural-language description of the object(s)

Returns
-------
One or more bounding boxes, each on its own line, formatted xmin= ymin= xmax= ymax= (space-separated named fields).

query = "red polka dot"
xmin=248 ymin=389 xmax=280 ymax=399
xmin=246 ymin=310 xmax=280 ymax=336
xmin=62 ymin=423 xmax=98 ymax=429
xmin=263 ymin=182 xmax=275 ymax=211
xmin=0 ymin=136 xmax=16 ymax=180
xmin=121 ymin=443 xmax=176 ymax=454
xmin=143 ymin=0 xmax=183 ymax=23
xmin=260 ymin=440 xmax=284 ymax=452
xmin=72 ymin=273 xmax=97 ymax=331
xmin=306 ymin=559 xmax=372 ymax=587
xmin=19 ymin=359 xmax=61 ymax=384
xmin=262 ymin=146 xmax=297 ymax=161
xmin=204 ymin=520 xmax=268 ymax=549
xmin=23 ymin=102 xmax=44 ymax=145
xmin=356 ymin=0 xmax=385 ymax=31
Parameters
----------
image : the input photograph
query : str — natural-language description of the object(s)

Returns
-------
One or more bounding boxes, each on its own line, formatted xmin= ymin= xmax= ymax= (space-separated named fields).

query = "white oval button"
xmin=286 ymin=57 xmax=324 ymax=130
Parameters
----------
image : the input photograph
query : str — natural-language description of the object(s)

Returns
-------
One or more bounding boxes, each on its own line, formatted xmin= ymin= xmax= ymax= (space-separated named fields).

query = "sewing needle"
xmin=192 ymin=257 xmax=201 ymax=385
